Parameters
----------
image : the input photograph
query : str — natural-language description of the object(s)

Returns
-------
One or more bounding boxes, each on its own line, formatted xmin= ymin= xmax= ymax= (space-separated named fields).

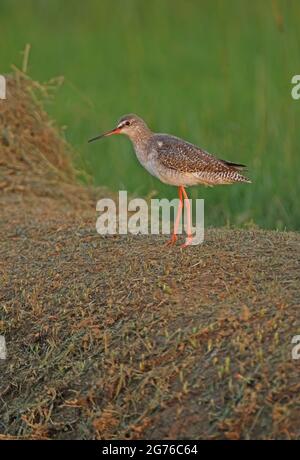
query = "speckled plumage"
xmin=147 ymin=134 xmax=250 ymax=186
xmin=114 ymin=114 xmax=251 ymax=187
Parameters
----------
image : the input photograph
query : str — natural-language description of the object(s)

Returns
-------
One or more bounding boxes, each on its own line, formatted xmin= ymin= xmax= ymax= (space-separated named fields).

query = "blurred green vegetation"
xmin=1 ymin=0 xmax=300 ymax=229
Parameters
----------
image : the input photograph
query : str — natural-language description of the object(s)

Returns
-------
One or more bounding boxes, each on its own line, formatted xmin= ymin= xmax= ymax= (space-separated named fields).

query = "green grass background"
xmin=1 ymin=0 xmax=300 ymax=229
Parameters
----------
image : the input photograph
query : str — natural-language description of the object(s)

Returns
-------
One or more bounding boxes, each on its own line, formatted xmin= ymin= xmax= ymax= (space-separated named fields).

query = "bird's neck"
xmin=129 ymin=128 xmax=152 ymax=163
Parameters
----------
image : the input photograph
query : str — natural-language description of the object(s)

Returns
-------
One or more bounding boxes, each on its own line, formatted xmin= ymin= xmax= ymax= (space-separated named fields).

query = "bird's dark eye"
xmin=125 ymin=121 xmax=130 ymax=126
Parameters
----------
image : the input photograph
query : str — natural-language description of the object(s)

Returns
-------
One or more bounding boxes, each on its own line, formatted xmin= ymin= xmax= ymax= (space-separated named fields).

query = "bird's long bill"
xmin=88 ymin=127 xmax=121 ymax=143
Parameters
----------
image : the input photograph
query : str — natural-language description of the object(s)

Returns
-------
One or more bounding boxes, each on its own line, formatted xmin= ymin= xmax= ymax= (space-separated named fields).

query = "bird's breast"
xmin=134 ymin=143 xmax=159 ymax=179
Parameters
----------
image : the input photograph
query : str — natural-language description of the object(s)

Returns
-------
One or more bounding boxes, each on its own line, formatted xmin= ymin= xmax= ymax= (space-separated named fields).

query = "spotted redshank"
xmin=88 ymin=114 xmax=251 ymax=247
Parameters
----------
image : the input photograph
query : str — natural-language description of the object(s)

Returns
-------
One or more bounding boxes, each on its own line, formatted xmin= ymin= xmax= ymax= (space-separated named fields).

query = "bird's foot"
xmin=181 ymin=236 xmax=194 ymax=248
xmin=165 ymin=234 xmax=177 ymax=246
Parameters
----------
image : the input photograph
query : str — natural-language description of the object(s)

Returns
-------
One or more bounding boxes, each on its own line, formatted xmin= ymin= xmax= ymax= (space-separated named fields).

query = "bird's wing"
xmin=153 ymin=135 xmax=235 ymax=174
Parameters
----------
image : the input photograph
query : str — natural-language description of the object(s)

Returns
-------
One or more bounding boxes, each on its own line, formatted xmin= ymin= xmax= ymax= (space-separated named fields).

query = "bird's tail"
xmin=221 ymin=159 xmax=247 ymax=171
xmin=236 ymin=173 xmax=252 ymax=184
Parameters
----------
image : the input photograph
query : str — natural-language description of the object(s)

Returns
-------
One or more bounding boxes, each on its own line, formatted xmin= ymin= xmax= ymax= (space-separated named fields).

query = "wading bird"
xmin=89 ymin=114 xmax=251 ymax=247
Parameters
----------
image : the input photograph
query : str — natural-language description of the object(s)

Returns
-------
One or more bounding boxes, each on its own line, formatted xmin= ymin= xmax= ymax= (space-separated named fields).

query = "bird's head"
xmin=88 ymin=114 xmax=150 ymax=143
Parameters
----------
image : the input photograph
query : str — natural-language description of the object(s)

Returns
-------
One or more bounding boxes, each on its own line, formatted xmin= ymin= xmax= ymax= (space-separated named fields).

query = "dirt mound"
xmin=1 ymin=218 xmax=300 ymax=440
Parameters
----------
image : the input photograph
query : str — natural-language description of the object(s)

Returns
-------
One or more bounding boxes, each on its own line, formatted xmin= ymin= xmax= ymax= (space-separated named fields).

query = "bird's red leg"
xmin=181 ymin=187 xmax=193 ymax=247
xmin=166 ymin=186 xmax=183 ymax=246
